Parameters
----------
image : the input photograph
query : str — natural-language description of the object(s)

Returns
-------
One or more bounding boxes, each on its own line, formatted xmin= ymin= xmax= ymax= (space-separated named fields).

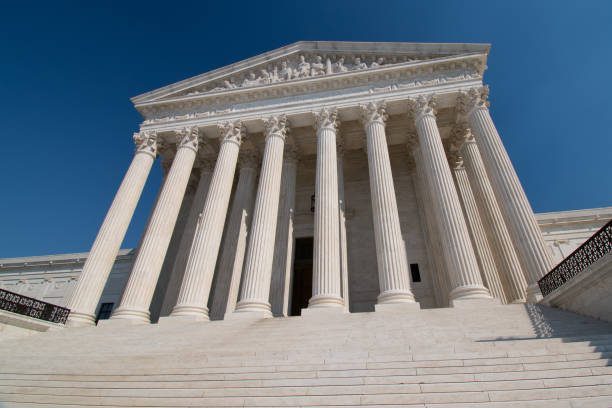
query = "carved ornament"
xmin=407 ymin=95 xmax=437 ymax=122
xmin=313 ymin=108 xmax=339 ymax=133
xmin=217 ymin=120 xmax=246 ymax=146
xmin=359 ymin=101 xmax=388 ymax=126
xmin=133 ymin=131 xmax=158 ymax=157
xmin=457 ymin=86 xmax=490 ymax=116
xmin=263 ymin=115 xmax=289 ymax=141
xmin=176 ymin=126 xmax=199 ymax=151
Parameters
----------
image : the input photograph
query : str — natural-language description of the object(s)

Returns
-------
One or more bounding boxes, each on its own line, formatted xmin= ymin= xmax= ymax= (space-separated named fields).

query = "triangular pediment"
xmin=131 ymin=41 xmax=489 ymax=107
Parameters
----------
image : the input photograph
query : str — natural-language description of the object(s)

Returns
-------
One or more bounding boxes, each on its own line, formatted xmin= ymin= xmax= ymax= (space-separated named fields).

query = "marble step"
xmin=2 ymin=374 xmax=612 ymax=397
xmin=2 ymin=347 xmax=610 ymax=376
xmin=2 ymin=339 xmax=611 ymax=369
xmin=1 ymin=360 xmax=609 ymax=387
xmin=1 ymin=383 xmax=612 ymax=407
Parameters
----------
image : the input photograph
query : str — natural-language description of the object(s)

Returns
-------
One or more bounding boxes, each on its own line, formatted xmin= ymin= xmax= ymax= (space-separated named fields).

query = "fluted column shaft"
xmin=235 ymin=116 xmax=288 ymax=316
xmin=409 ymin=96 xmax=490 ymax=302
xmin=66 ymin=132 xmax=157 ymax=326
xmin=171 ymin=121 xmax=244 ymax=319
xmin=308 ymin=109 xmax=343 ymax=309
xmin=209 ymin=152 xmax=259 ymax=319
xmin=270 ymin=150 xmax=298 ymax=317
xmin=412 ymin=147 xmax=450 ymax=307
xmin=461 ymin=137 xmax=528 ymax=302
xmin=337 ymin=147 xmax=350 ymax=312
xmin=460 ymin=88 xmax=553 ymax=301
xmin=453 ymin=164 xmax=507 ymax=302
xmin=159 ymin=160 xmax=215 ymax=316
xmin=361 ymin=102 xmax=415 ymax=304
xmin=112 ymin=128 xmax=199 ymax=322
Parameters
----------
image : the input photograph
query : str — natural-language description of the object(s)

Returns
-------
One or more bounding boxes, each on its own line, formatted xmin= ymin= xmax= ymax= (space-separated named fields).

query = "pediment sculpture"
xmin=183 ymin=53 xmax=431 ymax=97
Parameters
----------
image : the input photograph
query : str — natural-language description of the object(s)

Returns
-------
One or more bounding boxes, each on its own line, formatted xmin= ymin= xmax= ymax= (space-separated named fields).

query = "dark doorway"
xmin=290 ymin=237 xmax=313 ymax=316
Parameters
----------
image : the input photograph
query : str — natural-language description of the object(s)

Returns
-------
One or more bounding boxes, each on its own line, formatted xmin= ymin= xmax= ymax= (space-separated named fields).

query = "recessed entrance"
xmin=290 ymin=237 xmax=313 ymax=316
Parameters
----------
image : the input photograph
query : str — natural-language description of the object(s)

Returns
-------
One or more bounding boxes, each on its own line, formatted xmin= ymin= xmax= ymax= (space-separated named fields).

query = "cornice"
xmin=0 ymin=249 xmax=136 ymax=270
xmin=135 ymin=53 xmax=486 ymax=121
xmin=131 ymin=41 xmax=489 ymax=105
xmin=138 ymin=78 xmax=483 ymax=139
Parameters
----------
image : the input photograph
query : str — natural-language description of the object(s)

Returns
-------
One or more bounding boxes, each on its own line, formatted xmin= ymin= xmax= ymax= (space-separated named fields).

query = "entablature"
xmin=136 ymin=54 xmax=485 ymax=127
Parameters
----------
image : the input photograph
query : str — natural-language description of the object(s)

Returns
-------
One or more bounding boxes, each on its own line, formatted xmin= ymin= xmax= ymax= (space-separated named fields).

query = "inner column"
xmin=306 ymin=108 xmax=344 ymax=311
xmin=360 ymin=101 xmax=417 ymax=310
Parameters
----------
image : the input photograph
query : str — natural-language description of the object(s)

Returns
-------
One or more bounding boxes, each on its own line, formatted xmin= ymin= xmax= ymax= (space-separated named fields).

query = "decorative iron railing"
xmin=0 ymin=288 xmax=70 ymax=324
xmin=538 ymin=219 xmax=612 ymax=297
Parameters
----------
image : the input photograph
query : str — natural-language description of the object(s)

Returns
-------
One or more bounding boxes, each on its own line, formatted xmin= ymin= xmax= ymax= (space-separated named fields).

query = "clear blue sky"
xmin=1 ymin=1 xmax=610 ymax=258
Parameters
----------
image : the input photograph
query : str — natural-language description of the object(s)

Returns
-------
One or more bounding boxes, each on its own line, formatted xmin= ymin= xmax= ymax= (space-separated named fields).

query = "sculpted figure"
xmin=353 ymin=57 xmax=367 ymax=70
xmin=370 ymin=57 xmax=384 ymax=68
xmin=296 ymin=55 xmax=311 ymax=78
xmin=224 ymin=80 xmax=237 ymax=89
xmin=334 ymin=57 xmax=348 ymax=73
xmin=278 ymin=60 xmax=293 ymax=81
xmin=310 ymin=55 xmax=325 ymax=76
xmin=259 ymin=69 xmax=271 ymax=84
xmin=242 ymin=72 xmax=259 ymax=87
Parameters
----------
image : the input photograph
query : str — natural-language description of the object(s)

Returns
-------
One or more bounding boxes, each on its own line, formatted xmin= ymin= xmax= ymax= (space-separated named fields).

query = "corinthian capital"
xmin=263 ymin=115 xmax=289 ymax=141
xmin=313 ymin=108 xmax=339 ymax=133
xmin=447 ymin=148 xmax=464 ymax=170
xmin=456 ymin=86 xmax=490 ymax=116
xmin=407 ymin=95 xmax=437 ymax=122
xmin=133 ymin=131 xmax=158 ymax=157
xmin=359 ymin=101 xmax=387 ymax=127
xmin=175 ymin=126 xmax=199 ymax=152
xmin=449 ymin=122 xmax=474 ymax=151
xmin=217 ymin=120 xmax=246 ymax=146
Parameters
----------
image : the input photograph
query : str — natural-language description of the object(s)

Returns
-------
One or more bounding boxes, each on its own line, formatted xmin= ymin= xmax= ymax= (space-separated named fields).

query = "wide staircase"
xmin=0 ymin=303 xmax=611 ymax=407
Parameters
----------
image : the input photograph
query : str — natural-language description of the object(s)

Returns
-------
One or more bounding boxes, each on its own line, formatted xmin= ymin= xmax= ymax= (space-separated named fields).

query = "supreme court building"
xmin=41 ymin=41 xmax=569 ymax=327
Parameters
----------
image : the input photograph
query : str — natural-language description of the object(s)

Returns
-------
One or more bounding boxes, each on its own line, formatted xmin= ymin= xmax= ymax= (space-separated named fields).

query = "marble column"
xmin=410 ymin=137 xmax=451 ymax=307
xmin=308 ymin=108 xmax=344 ymax=310
xmin=170 ymin=121 xmax=244 ymax=319
xmin=66 ymin=131 xmax=157 ymax=327
xmin=235 ymin=115 xmax=289 ymax=317
xmin=451 ymin=156 xmax=507 ymax=303
xmin=458 ymin=87 xmax=553 ymax=301
xmin=337 ymin=140 xmax=350 ymax=312
xmin=111 ymin=127 xmax=199 ymax=323
xmin=360 ymin=102 xmax=416 ymax=306
xmin=159 ymin=157 xmax=215 ymax=317
xmin=269 ymin=146 xmax=298 ymax=317
xmin=209 ymin=149 xmax=259 ymax=319
xmin=459 ymin=128 xmax=528 ymax=303
xmin=149 ymin=173 xmax=197 ymax=322
xmin=408 ymin=95 xmax=491 ymax=304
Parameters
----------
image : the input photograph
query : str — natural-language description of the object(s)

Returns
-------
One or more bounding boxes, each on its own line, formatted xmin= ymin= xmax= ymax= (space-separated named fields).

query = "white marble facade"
xmin=2 ymin=41 xmax=609 ymax=325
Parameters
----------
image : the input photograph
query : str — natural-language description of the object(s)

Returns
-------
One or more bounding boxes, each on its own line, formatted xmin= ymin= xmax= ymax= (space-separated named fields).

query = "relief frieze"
xmin=140 ymin=58 xmax=483 ymax=126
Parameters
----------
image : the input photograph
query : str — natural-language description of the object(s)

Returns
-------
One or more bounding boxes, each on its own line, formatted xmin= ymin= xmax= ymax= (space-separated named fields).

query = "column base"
xmin=375 ymin=302 xmax=421 ymax=313
xmin=377 ymin=289 xmax=416 ymax=304
xmin=232 ymin=299 xmax=273 ymax=319
xmin=97 ymin=317 xmax=149 ymax=328
xmin=108 ymin=307 xmax=151 ymax=324
xmin=307 ymin=294 xmax=344 ymax=309
xmin=526 ymin=283 xmax=544 ymax=303
xmin=449 ymin=285 xmax=492 ymax=302
xmin=301 ymin=306 xmax=347 ymax=317
xmin=450 ymin=297 xmax=501 ymax=309
xmin=158 ymin=314 xmax=209 ymax=325
xmin=169 ymin=305 xmax=210 ymax=320
xmin=65 ymin=311 xmax=96 ymax=328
